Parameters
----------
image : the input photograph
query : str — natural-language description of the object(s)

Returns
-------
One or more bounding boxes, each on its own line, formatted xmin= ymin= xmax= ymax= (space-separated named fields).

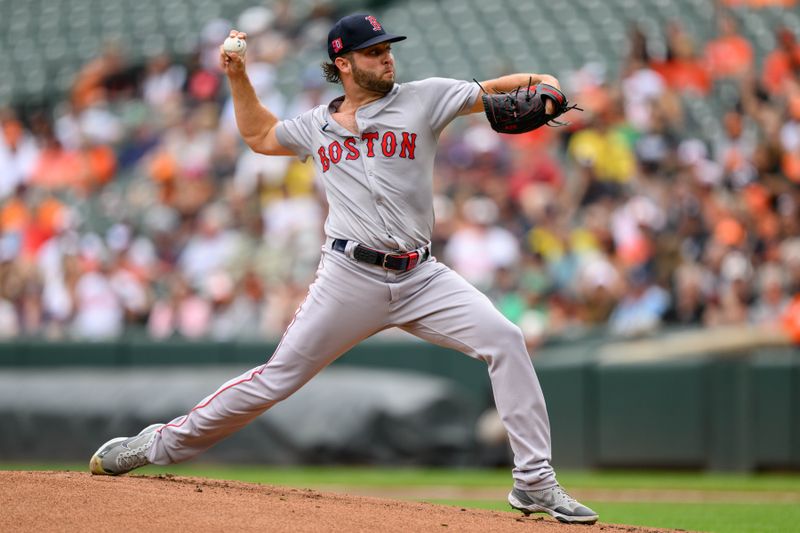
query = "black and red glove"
xmin=481 ymin=83 xmax=580 ymax=134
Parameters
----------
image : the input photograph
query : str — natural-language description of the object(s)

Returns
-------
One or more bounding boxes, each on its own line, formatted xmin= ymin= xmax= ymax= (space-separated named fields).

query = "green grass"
xmin=557 ymin=470 xmax=800 ymax=493
xmin=429 ymin=499 xmax=800 ymax=533
xmin=3 ymin=464 xmax=799 ymax=532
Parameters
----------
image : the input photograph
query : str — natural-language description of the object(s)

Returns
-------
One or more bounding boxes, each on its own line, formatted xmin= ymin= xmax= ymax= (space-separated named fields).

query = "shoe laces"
xmin=551 ymin=485 xmax=578 ymax=505
xmin=115 ymin=435 xmax=154 ymax=471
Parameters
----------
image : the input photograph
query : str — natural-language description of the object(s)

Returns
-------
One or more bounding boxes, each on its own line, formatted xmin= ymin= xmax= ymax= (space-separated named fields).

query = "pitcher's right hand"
xmin=220 ymin=30 xmax=247 ymax=76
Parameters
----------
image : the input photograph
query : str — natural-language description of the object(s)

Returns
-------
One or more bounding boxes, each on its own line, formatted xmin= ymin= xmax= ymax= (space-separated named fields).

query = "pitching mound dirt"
xmin=1 ymin=471 xmax=674 ymax=532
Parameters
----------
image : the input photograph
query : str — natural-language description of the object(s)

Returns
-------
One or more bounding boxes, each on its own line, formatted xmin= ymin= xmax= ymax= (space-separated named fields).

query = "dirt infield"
xmin=0 ymin=471 xmax=675 ymax=533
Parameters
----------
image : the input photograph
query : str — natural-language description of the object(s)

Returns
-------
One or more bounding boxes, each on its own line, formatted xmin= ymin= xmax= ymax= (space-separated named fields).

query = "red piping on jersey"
xmin=158 ymin=290 xmax=312 ymax=433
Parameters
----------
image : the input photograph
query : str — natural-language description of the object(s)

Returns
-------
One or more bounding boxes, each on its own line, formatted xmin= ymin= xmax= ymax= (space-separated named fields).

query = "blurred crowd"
xmin=1 ymin=2 xmax=800 ymax=345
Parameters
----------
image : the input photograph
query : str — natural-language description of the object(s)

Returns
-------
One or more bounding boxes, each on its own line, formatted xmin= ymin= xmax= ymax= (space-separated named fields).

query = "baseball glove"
xmin=479 ymin=81 xmax=580 ymax=134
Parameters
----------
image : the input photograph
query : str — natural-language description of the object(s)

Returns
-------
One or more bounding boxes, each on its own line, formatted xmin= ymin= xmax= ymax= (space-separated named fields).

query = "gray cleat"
xmin=508 ymin=485 xmax=599 ymax=524
xmin=89 ymin=423 xmax=164 ymax=476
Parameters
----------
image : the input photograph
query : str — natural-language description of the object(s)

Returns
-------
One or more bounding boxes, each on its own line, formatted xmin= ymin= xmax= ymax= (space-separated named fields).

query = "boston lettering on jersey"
xmin=317 ymin=131 xmax=417 ymax=172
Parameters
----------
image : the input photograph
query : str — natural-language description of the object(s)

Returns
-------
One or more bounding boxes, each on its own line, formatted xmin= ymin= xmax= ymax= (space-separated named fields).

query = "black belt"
xmin=331 ymin=239 xmax=430 ymax=271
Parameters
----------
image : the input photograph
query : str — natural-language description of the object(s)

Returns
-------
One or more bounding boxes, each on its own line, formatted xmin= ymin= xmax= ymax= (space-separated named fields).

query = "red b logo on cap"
xmin=365 ymin=16 xmax=382 ymax=31
xmin=331 ymin=38 xmax=343 ymax=53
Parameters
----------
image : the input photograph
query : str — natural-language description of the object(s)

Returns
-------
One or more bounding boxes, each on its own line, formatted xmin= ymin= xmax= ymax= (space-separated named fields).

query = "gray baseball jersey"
xmin=147 ymin=77 xmax=558 ymax=492
xmin=276 ymin=77 xmax=477 ymax=251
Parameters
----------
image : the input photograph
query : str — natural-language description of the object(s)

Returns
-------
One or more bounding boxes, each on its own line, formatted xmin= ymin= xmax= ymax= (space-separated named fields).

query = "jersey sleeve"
xmin=408 ymin=77 xmax=481 ymax=134
xmin=274 ymin=110 xmax=316 ymax=160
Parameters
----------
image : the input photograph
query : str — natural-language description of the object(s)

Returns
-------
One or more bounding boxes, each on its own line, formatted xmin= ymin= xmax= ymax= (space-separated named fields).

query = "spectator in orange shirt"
xmin=705 ymin=13 xmax=754 ymax=79
xmin=29 ymin=134 xmax=84 ymax=191
xmin=781 ymin=293 xmax=800 ymax=343
xmin=724 ymin=0 xmax=797 ymax=7
xmin=762 ymin=27 xmax=800 ymax=95
xmin=29 ymin=127 xmax=117 ymax=195
xmin=653 ymin=23 xmax=712 ymax=95
xmin=81 ymin=141 xmax=117 ymax=187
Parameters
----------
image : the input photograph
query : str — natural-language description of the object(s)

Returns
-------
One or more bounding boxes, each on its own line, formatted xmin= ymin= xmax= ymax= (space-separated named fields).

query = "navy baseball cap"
xmin=327 ymin=14 xmax=406 ymax=60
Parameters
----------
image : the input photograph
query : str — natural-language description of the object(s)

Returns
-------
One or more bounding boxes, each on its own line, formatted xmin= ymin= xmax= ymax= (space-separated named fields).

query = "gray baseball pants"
xmin=147 ymin=245 xmax=557 ymax=491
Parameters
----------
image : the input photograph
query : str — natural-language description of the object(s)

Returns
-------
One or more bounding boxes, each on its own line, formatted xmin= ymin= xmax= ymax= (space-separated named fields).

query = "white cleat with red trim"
xmin=89 ymin=423 xmax=164 ymax=476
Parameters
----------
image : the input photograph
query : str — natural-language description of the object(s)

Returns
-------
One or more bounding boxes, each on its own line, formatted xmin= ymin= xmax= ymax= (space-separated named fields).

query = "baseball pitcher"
xmin=90 ymin=14 xmax=596 ymax=525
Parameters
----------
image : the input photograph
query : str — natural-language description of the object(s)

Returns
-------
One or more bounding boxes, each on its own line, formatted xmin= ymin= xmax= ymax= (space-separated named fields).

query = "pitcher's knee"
xmin=479 ymin=321 xmax=527 ymax=361
xmin=498 ymin=322 xmax=526 ymax=351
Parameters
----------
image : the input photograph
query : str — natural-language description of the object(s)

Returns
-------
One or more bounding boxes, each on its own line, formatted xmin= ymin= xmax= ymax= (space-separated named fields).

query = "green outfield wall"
xmin=0 ymin=326 xmax=797 ymax=471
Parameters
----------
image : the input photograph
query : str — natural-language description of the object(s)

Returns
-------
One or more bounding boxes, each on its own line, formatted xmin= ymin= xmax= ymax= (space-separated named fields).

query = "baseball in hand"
xmin=223 ymin=37 xmax=247 ymax=55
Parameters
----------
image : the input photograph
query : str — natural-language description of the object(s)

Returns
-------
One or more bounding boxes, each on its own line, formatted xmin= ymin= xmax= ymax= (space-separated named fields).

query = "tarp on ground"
xmin=0 ymin=366 xmax=483 ymax=465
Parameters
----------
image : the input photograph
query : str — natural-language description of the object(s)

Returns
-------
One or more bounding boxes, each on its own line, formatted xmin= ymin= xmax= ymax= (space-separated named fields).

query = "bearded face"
xmin=350 ymin=59 xmax=395 ymax=95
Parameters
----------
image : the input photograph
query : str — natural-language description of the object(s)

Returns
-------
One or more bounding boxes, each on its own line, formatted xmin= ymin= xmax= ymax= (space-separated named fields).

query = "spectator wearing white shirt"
xmin=0 ymin=113 xmax=40 ymax=200
xmin=178 ymin=203 xmax=239 ymax=289
xmin=444 ymin=197 xmax=520 ymax=290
